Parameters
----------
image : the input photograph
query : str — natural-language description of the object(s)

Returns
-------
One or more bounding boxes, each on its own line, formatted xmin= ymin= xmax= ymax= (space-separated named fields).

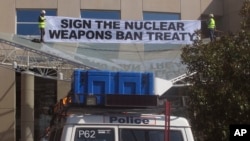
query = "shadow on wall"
xmin=199 ymin=0 xmax=224 ymax=39
xmin=0 ymin=110 xmax=15 ymax=141
xmin=200 ymin=0 xmax=243 ymax=35
xmin=0 ymin=81 xmax=15 ymax=102
xmin=202 ymin=0 xmax=223 ymax=16
xmin=0 ymin=73 xmax=15 ymax=141
xmin=0 ymin=128 xmax=15 ymax=141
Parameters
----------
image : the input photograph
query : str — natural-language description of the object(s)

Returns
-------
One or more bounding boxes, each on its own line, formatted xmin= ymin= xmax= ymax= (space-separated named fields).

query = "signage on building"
xmin=44 ymin=16 xmax=200 ymax=44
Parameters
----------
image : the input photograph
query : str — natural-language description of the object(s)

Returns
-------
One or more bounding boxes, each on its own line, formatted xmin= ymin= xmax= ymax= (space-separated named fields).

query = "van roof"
xmin=65 ymin=114 xmax=191 ymax=127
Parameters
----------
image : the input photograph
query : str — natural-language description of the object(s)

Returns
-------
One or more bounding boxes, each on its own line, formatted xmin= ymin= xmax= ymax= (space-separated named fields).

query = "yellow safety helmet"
xmin=209 ymin=13 xmax=214 ymax=18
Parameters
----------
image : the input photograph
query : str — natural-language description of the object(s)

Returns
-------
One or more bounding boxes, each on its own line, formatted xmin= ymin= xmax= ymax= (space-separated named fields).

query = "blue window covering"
xmin=143 ymin=12 xmax=180 ymax=20
xmin=16 ymin=9 xmax=56 ymax=35
xmin=81 ymin=10 xmax=121 ymax=19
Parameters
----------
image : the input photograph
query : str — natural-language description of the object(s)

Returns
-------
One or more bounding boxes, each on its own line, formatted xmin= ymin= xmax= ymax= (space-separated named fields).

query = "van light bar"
xmin=105 ymin=94 xmax=159 ymax=107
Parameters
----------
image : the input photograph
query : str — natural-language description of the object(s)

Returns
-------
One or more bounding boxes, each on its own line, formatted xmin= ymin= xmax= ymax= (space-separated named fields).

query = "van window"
xmin=74 ymin=128 xmax=115 ymax=141
xmin=120 ymin=129 xmax=183 ymax=141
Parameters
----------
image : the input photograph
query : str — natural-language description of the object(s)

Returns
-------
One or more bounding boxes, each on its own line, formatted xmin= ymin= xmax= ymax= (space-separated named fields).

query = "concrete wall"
xmin=0 ymin=66 xmax=16 ymax=141
xmin=122 ymin=0 xmax=142 ymax=20
xmin=82 ymin=0 xmax=120 ymax=10
xmin=201 ymin=0 xmax=224 ymax=16
xmin=58 ymin=0 xmax=81 ymax=17
xmin=222 ymin=0 xmax=244 ymax=33
xmin=0 ymin=0 xmax=16 ymax=33
xmin=181 ymin=0 xmax=201 ymax=20
xmin=144 ymin=0 xmax=180 ymax=13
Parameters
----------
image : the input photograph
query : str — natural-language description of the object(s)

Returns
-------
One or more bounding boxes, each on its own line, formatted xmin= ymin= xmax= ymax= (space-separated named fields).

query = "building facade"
xmin=0 ymin=0 xmax=244 ymax=141
xmin=0 ymin=0 xmax=244 ymax=34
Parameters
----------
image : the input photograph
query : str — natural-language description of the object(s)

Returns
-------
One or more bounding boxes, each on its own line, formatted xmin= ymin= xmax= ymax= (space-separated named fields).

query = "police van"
xmin=46 ymin=96 xmax=194 ymax=141
xmin=46 ymin=70 xmax=194 ymax=141
xmin=55 ymin=113 xmax=194 ymax=141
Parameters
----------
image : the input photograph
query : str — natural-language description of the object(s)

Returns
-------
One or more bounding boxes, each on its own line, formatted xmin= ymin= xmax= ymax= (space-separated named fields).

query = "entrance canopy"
xmin=0 ymin=32 xmax=188 ymax=80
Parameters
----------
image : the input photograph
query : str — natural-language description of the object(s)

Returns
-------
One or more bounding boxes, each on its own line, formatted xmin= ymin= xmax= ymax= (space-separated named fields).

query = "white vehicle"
xmin=44 ymin=70 xmax=194 ymax=141
xmin=47 ymin=108 xmax=194 ymax=141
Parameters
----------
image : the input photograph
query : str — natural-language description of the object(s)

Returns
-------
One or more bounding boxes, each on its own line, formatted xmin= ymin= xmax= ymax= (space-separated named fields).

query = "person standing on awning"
xmin=38 ymin=10 xmax=46 ymax=42
xmin=207 ymin=13 xmax=216 ymax=42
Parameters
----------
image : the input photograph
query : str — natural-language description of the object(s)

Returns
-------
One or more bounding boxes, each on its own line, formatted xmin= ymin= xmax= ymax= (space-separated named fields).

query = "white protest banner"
xmin=44 ymin=16 xmax=201 ymax=44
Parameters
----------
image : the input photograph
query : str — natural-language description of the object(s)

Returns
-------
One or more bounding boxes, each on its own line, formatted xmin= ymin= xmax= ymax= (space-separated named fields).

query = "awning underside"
xmin=0 ymin=32 xmax=187 ymax=80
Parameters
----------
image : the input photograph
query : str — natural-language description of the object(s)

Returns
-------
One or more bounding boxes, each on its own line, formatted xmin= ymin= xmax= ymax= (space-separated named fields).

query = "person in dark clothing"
xmin=38 ymin=10 xmax=46 ymax=42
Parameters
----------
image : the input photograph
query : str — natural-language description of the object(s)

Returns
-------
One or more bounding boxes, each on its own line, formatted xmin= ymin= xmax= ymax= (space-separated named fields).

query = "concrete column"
xmin=57 ymin=79 xmax=71 ymax=101
xmin=21 ymin=71 xmax=35 ymax=141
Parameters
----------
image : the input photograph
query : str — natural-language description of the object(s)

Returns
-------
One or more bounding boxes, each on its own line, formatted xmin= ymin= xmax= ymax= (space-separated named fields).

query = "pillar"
xmin=21 ymin=71 xmax=34 ymax=141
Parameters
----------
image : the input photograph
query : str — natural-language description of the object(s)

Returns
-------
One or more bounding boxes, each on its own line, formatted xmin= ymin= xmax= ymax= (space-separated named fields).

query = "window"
xmin=143 ymin=12 xmax=180 ymax=20
xmin=120 ymin=129 xmax=184 ymax=141
xmin=16 ymin=9 xmax=57 ymax=35
xmin=81 ymin=10 xmax=120 ymax=19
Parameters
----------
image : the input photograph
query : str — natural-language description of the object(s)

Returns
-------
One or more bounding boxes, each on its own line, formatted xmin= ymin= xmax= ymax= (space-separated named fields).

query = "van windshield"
xmin=74 ymin=128 xmax=115 ymax=141
xmin=120 ymin=129 xmax=183 ymax=141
